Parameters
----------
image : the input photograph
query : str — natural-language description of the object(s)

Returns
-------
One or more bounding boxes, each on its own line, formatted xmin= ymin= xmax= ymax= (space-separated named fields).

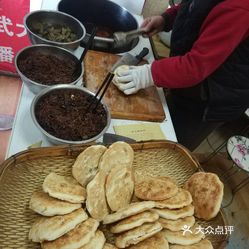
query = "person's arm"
xmin=152 ymin=2 xmax=249 ymax=88
xmin=161 ymin=4 xmax=181 ymax=32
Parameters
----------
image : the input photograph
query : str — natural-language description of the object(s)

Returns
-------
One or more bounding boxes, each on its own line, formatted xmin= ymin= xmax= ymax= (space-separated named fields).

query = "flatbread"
xmin=155 ymin=188 xmax=192 ymax=209
xmin=127 ymin=232 xmax=169 ymax=249
xmin=43 ymin=172 xmax=86 ymax=203
xmin=135 ymin=176 xmax=178 ymax=201
xmin=86 ymin=171 xmax=109 ymax=221
xmin=72 ymin=145 xmax=107 ymax=186
xmin=41 ymin=218 xmax=99 ymax=249
xmin=153 ymin=205 xmax=194 ymax=220
xmin=110 ymin=211 xmax=159 ymax=233
xmin=170 ymin=239 xmax=213 ymax=249
xmin=103 ymin=243 xmax=118 ymax=249
xmin=29 ymin=208 xmax=88 ymax=242
xmin=99 ymin=142 xmax=134 ymax=174
xmin=79 ymin=230 xmax=106 ymax=249
xmin=103 ymin=201 xmax=156 ymax=224
xmin=115 ymin=221 xmax=162 ymax=248
xmin=184 ymin=172 xmax=224 ymax=220
xmin=106 ymin=164 xmax=134 ymax=211
xmin=29 ymin=191 xmax=81 ymax=216
xmin=163 ymin=224 xmax=205 ymax=245
xmin=159 ymin=216 xmax=195 ymax=231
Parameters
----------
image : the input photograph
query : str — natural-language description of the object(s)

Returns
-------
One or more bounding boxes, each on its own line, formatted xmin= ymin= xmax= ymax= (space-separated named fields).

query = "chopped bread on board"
xmin=153 ymin=204 xmax=194 ymax=220
xmin=29 ymin=208 xmax=88 ymax=242
xmin=155 ymin=188 xmax=192 ymax=209
xmin=41 ymin=218 xmax=99 ymax=249
xmin=135 ymin=176 xmax=178 ymax=201
xmin=72 ymin=145 xmax=107 ymax=187
xmin=110 ymin=211 xmax=159 ymax=233
xmin=99 ymin=142 xmax=134 ymax=174
xmin=106 ymin=164 xmax=134 ymax=211
xmin=115 ymin=221 xmax=163 ymax=248
xmin=163 ymin=224 xmax=205 ymax=245
xmin=103 ymin=201 xmax=156 ymax=224
xmin=29 ymin=191 xmax=81 ymax=216
xmin=127 ymin=232 xmax=169 ymax=249
xmin=169 ymin=239 xmax=213 ymax=249
xmin=43 ymin=172 xmax=86 ymax=203
xmin=159 ymin=216 xmax=195 ymax=231
xmin=184 ymin=172 xmax=224 ymax=220
xmin=86 ymin=171 xmax=109 ymax=221
xmin=79 ymin=230 xmax=106 ymax=249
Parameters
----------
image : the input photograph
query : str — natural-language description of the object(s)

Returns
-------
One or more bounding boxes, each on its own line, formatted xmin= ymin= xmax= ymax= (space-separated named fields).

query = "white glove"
xmin=113 ymin=64 xmax=154 ymax=95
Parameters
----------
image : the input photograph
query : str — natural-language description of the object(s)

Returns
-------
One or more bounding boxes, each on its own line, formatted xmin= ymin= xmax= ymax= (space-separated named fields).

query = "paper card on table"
xmin=113 ymin=123 xmax=166 ymax=142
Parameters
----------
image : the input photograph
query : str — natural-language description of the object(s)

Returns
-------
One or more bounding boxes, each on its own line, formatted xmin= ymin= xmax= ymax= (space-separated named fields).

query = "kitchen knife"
xmin=103 ymin=133 xmax=136 ymax=144
xmin=111 ymin=47 xmax=149 ymax=72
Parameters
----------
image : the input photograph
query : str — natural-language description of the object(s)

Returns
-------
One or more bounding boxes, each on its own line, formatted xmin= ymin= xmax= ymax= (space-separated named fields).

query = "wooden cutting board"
xmin=84 ymin=50 xmax=166 ymax=122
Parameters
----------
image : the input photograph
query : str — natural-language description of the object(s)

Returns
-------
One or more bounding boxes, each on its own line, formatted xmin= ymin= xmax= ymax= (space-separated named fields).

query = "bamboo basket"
xmin=0 ymin=141 xmax=228 ymax=248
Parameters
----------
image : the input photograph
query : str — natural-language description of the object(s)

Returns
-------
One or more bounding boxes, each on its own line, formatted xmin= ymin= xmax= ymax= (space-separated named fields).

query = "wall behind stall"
xmin=142 ymin=0 xmax=169 ymax=18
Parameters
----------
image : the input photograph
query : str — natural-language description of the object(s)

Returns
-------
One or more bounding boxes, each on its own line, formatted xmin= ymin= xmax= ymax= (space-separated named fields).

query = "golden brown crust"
xmin=103 ymin=243 xmax=118 ymax=249
xmin=103 ymin=201 xmax=156 ymax=224
xmin=135 ymin=176 xmax=178 ymax=201
xmin=79 ymin=230 xmax=106 ymax=249
xmin=86 ymin=171 xmax=109 ymax=221
xmin=72 ymin=145 xmax=107 ymax=187
xmin=41 ymin=218 xmax=99 ymax=249
xmin=42 ymin=172 xmax=86 ymax=203
xmin=127 ymin=232 xmax=169 ymax=249
xmin=29 ymin=191 xmax=81 ymax=216
xmin=99 ymin=142 xmax=134 ymax=174
xmin=115 ymin=222 xmax=163 ymax=248
xmin=29 ymin=208 xmax=88 ymax=242
xmin=153 ymin=204 xmax=195 ymax=220
xmin=184 ymin=172 xmax=224 ymax=220
xmin=163 ymin=224 xmax=205 ymax=245
xmin=159 ymin=216 xmax=195 ymax=231
xmin=155 ymin=188 xmax=192 ymax=209
xmin=110 ymin=211 xmax=159 ymax=233
xmin=106 ymin=164 xmax=134 ymax=211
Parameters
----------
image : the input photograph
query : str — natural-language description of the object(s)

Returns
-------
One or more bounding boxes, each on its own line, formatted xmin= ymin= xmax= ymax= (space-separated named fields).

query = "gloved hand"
xmin=113 ymin=64 xmax=154 ymax=95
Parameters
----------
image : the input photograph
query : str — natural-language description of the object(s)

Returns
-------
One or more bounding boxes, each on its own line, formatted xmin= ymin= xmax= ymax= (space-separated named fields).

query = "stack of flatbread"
xmin=28 ymin=142 xmax=223 ymax=249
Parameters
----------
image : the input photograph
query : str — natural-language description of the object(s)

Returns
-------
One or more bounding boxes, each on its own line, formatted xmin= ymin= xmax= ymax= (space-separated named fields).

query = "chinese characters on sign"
xmin=0 ymin=15 xmax=27 ymax=64
xmin=182 ymin=225 xmax=234 ymax=236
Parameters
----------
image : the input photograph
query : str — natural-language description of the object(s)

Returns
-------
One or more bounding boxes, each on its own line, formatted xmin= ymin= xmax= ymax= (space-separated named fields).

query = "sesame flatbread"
xmin=110 ymin=211 xmax=159 ymax=233
xmin=106 ymin=164 xmax=134 ymax=211
xmin=163 ymin=224 xmax=205 ymax=245
xmin=72 ymin=145 xmax=107 ymax=187
xmin=43 ymin=172 xmax=86 ymax=203
xmin=29 ymin=208 xmax=88 ymax=242
xmin=86 ymin=171 xmax=109 ymax=221
xmin=153 ymin=205 xmax=194 ymax=220
xmin=41 ymin=218 xmax=99 ymax=249
xmin=159 ymin=216 xmax=195 ymax=231
xmin=103 ymin=201 xmax=155 ymax=224
xmin=80 ymin=230 xmax=106 ymax=249
xmin=115 ymin=222 xmax=162 ymax=248
xmin=127 ymin=232 xmax=169 ymax=249
xmin=155 ymin=188 xmax=192 ymax=209
xmin=135 ymin=176 xmax=178 ymax=201
xmin=170 ymin=239 xmax=213 ymax=249
xmin=29 ymin=191 xmax=81 ymax=216
xmin=99 ymin=142 xmax=134 ymax=174
xmin=184 ymin=172 xmax=224 ymax=220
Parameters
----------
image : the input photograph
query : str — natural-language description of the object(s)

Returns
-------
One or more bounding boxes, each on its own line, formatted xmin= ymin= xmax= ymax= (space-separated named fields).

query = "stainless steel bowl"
xmin=15 ymin=44 xmax=83 ymax=95
xmin=31 ymin=84 xmax=111 ymax=145
xmin=24 ymin=10 xmax=86 ymax=51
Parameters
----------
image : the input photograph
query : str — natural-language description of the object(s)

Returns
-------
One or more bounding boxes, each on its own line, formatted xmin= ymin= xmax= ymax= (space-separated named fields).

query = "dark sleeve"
xmin=161 ymin=5 xmax=181 ymax=32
